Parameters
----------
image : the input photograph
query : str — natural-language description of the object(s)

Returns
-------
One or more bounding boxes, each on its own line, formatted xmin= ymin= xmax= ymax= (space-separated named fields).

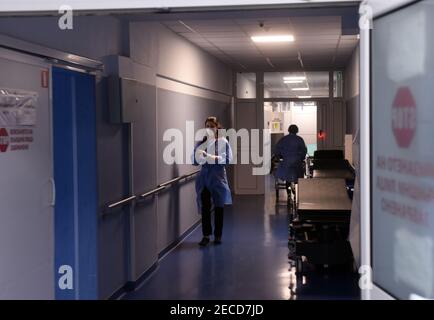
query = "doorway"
xmin=0 ymin=47 xmax=99 ymax=299
xmin=0 ymin=48 xmax=54 ymax=299
xmin=52 ymin=66 xmax=98 ymax=300
xmin=265 ymin=100 xmax=318 ymax=157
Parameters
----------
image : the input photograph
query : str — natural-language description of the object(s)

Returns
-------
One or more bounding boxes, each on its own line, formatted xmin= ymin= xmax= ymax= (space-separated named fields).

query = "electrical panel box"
xmin=108 ymin=76 xmax=143 ymax=124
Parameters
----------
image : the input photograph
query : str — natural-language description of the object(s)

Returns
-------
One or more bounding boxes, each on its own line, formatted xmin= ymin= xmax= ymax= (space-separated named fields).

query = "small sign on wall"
xmin=0 ymin=88 xmax=38 ymax=127
xmin=0 ymin=127 xmax=35 ymax=153
xmin=0 ymin=88 xmax=37 ymax=153
xmin=41 ymin=70 xmax=49 ymax=88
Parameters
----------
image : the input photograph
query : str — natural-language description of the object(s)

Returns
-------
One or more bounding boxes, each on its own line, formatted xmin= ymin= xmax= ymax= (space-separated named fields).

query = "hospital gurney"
xmin=289 ymin=178 xmax=353 ymax=274
xmin=308 ymin=150 xmax=345 ymax=172
xmin=308 ymin=149 xmax=356 ymax=198
xmin=312 ymin=168 xmax=354 ymax=180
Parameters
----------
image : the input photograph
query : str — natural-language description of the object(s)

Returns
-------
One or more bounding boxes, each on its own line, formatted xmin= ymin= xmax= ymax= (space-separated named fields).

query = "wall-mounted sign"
xmin=0 ymin=127 xmax=34 ymax=153
xmin=392 ymin=87 xmax=416 ymax=149
xmin=372 ymin=0 xmax=434 ymax=300
xmin=41 ymin=70 xmax=49 ymax=88
xmin=0 ymin=88 xmax=38 ymax=127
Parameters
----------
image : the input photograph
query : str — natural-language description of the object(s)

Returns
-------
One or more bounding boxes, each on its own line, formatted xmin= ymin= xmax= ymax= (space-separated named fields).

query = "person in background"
xmin=274 ymin=124 xmax=307 ymax=200
xmin=192 ymin=117 xmax=233 ymax=246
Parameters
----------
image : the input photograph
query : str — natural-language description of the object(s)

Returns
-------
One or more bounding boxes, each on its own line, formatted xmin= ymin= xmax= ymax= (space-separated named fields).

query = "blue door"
xmin=52 ymin=66 xmax=98 ymax=299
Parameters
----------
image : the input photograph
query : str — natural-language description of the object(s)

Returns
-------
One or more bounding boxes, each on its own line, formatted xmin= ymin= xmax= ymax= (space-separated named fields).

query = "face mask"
xmin=206 ymin=128 xmax=215 ymax=137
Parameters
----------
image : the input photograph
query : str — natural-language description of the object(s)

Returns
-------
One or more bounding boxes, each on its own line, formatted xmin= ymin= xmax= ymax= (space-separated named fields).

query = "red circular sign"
xmin=392 ymin=87 xmax=416 ymax=148
xmin=0 ymin=128 xmax=9 ymax=153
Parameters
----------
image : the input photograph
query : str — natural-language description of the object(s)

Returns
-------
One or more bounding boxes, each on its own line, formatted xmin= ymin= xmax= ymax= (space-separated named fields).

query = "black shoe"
xmin=199 ymin=237 xmax=210 ymax=246
xmin=214 ymin=237 xmax=222 ymax=245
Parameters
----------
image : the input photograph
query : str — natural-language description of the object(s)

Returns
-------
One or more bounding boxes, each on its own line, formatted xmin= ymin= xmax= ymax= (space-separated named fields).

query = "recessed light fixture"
xmin=284 ymin=80 xmax=304 ymax=84
xmin=298 ymin=96 xmax=312 ymax=99
xmin=283 ymin=76 xmax=306 ymax=82
xmin=251 ymin=35 xmax=295 ymax=43
xmin=292 ymin=88 xmax=309 ymax=91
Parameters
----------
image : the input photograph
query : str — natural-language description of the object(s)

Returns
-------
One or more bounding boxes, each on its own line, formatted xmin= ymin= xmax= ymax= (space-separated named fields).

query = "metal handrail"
xmin=184 ymin=170 xmax=200 ymax=178
xmin=157 ymin=170 xmax=200 ymax=188
xmin=106 ymin=195 xmax=137 ymax=210
xmin=140 ymin=186 xmax=166 ymax=199
xmin=104 ymin=170 xmax=200 ymax=211
xmin=159 ymin=176 xmax=184 ymax=187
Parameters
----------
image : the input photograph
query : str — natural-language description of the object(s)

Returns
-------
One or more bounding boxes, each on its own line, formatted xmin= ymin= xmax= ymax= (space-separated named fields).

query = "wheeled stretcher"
xmin=289 ymin=178 xmax=353 ymax=275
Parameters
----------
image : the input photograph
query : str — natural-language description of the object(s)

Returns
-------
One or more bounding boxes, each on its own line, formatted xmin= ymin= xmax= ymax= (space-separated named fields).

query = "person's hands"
xmin=200 ymin=150 xmax=221 ymax=161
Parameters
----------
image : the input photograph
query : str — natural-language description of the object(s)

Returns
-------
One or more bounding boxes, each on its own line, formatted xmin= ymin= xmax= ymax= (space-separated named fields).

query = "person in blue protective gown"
xmin=192 ymin=117 xmax=233 ymax=246
xmin=274 ymin=124 xmax=307 ymax=190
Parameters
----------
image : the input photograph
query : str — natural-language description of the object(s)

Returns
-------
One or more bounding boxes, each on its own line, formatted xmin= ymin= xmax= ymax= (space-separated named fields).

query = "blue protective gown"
xmin=192 ymin=137 xmax=233 ymax=213
xmin=274 ymin=133 xmax=307 ymax=183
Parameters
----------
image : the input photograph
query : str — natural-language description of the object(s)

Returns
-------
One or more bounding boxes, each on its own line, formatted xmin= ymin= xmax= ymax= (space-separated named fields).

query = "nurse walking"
xmin=274 ymin=124 xmax=307 ymax=202
xmin=192 ymin=117 xmax=233 ymax=246
xmin=274 ymin=124 xmax=307 ymax=184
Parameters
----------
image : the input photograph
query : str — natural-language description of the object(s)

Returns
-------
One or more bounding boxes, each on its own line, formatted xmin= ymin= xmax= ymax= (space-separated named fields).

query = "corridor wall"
xmin=0 ymin=16 xmax=233 ymax=299
xmin=0 ymin=15 xmax=130 ymax=299
xmin=128 ymin=21 xmax=232 ymax=258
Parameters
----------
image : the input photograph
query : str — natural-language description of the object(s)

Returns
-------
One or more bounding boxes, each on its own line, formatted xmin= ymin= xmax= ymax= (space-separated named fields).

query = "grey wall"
xmin=128 ymin=20 xmax=233 ymax=259
xmin=130 ymin=22 xmax=233 ymax=96
xmin=95 ymin=76 xmax=130 ymax=299
xmin=317 ymin=99 xmax=346 ymax=151
xmin=0 ymin=16 xmax=128 ymax=60
xmin=236 ymin=73 xmax=257 ymax=99
xmin=0 ymin=15 xmax=234 ymax=299
xmin=130 ymin=81 xmax=158 ymax=284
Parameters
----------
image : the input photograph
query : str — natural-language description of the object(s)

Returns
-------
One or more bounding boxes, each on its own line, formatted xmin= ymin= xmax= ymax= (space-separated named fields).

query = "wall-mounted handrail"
xmin=184 ymin=170 xmax=200 ymax=178
xmin=140 ymin=186 xmax=166 ymax=199
xmin=159 ymin=176 xmax=184 ymax=187
xmin=157 ymin=170 xmax=200 ymax=188
xmin=106 ymin=195 xmax=137 ymax=210
xmin=104 ymin=170 xmax=200 ymax=213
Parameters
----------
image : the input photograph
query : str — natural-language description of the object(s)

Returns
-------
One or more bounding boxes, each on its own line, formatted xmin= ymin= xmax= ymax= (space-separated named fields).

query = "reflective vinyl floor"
xmin=122 ymin=176 xmax=360 ymax=300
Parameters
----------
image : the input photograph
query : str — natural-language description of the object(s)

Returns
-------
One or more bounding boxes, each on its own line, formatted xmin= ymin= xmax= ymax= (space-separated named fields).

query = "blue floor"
xmin=122 ymin=177 xmax=360 ymax=300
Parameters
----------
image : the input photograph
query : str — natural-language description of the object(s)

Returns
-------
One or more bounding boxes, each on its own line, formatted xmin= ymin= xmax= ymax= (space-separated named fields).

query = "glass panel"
xmin=264 ymin=101 xmax=317 ymax=156
xmin=372 ymin=0 xmax=434 ymax=300
xmin=236 ymin=72 xmax=256 ymax=99
xmin=264 ymin=71 xmax=329 ymax=99
xmin=334 ymin=71 xmax=344 ymax=98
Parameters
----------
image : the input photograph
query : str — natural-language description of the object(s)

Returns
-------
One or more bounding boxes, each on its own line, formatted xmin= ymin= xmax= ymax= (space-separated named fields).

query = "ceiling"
xmin=161 ymin=14 xmax=359 ymax=71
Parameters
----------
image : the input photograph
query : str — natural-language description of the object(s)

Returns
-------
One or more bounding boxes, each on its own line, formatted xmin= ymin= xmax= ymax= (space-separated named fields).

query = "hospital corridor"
xmin=0 ymin=0 xmax=433 ymax=304
xmin=121 ymin=176 xmax=359 ymax=300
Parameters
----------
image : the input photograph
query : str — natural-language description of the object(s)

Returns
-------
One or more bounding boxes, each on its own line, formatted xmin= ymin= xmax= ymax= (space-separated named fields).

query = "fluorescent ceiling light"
xmin=283 ymin=76 xmax=306 ymax=81
xmin=284 ymin=80 xmax=303 ymax=84
xmin=251 ymin=35 xmax=295 ymax=43
xmin=298 ymin=96 xmax=312 ymax=99
xmin=292 ymin=88 xmax=309 ymax=91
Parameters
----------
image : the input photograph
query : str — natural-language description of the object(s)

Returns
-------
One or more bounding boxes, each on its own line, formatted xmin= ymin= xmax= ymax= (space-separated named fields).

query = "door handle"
xmin=49 ymin=177 xmax=56 ymax=207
